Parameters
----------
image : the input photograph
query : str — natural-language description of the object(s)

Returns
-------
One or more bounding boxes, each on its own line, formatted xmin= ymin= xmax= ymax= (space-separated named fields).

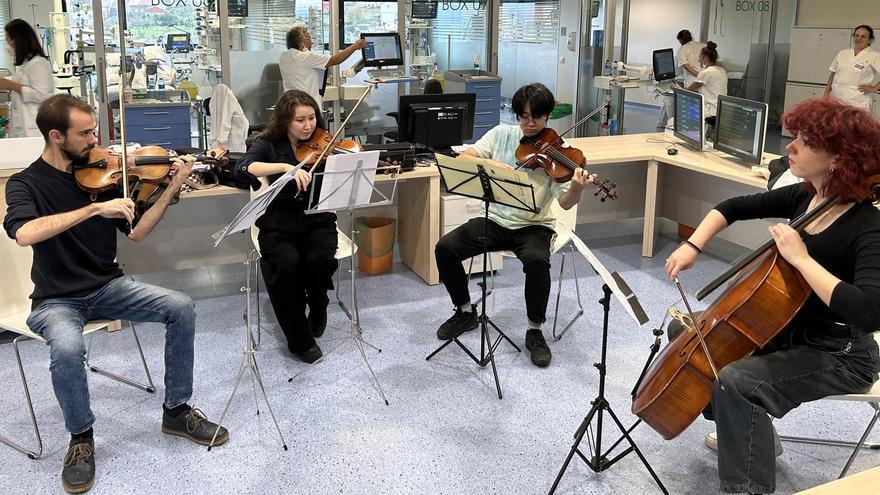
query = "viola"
xmin=631 ymin=175 xmax=880 ymax=440
xmin=74 ymin=145 xmax=228 ymax=198
xmin=515 ymin=127 xmax=617 ymax=202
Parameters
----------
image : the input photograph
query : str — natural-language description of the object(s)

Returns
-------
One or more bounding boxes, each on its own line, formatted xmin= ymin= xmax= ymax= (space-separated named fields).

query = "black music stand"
xmin=426 ymin=155 xmax=537 ymax=400
xmin=547 ymin=235 xmax=668 ymax=494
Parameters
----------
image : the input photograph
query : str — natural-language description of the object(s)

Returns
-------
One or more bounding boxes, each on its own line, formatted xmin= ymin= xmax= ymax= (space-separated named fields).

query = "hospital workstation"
xmin=1 ymin=1 xmax=880 ymax=494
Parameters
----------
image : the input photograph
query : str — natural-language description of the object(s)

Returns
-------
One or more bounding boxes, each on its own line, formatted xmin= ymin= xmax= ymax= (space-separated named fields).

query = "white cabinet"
xmin=782 ymin=83 xmax=826 ymax=137
xmin=441 ymin=193 xmax=504 ymax=274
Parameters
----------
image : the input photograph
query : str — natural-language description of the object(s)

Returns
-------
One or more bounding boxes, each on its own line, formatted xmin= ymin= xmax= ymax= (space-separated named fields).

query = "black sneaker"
xmin=162 ymin=407 xmax=229 ymax=446
xmin=525 ymin=329 xmax=552 ymax=367
xmin=61 ymin=438 xmax=95 ymax=494
xmin=308 ymin=307 xmax=327 ymax=338
xmin=436 ymin=306 xmax=479 ymax=340
xmin=294 ymin=344 xmax=323 ymax=364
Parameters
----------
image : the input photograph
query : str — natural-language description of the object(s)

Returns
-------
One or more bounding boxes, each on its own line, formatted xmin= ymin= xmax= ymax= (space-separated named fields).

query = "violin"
xmin=294 ymin=127 xmax=362 ymax=169
xmin=515 ymin=127 xmax=618 ymax=202
xmin=74 ymin=145 xmax=228 ymax=198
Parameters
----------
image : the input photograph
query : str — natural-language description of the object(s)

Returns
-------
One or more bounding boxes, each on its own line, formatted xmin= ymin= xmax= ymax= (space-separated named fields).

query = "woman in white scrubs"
xmin=0 ymin=19 xmax=54 ymax=138
xmin=824 ymin=25 xmax=880 ymax=110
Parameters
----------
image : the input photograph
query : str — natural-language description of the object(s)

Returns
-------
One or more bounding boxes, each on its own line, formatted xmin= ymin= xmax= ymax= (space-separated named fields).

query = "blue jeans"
xmin=712 ymin=329 xmax=879 ymax=493
xmin=26 ymin=275 xmax=196 ymax=435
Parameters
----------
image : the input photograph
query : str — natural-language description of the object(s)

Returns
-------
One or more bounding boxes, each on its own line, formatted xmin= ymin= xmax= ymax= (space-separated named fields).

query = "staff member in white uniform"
xmin=824 ymin=25 xmax=880 ymax=111
xmin=658 ymin=29 xmax=706 ymax=128
xmin=279 ymin=26 xmax=366 ymax=108
xmin=679 ymin=41 xmax=728 ymax=117
xmin=1 ymin=19 xmax=53 ymax=138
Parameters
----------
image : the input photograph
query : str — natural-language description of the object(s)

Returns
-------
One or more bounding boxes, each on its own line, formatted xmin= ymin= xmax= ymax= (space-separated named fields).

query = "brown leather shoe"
xmin=162 ymin=407 xmax=229 ymax=446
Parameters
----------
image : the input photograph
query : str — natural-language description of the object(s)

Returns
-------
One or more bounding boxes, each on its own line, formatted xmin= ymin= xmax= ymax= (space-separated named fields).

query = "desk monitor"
xmin=652 ymin=48 xmax=676 ymax=82
xmin=398 ymin=93 xmax=477 ymax=150
xmin=360 ymin=32 xmax=404 ymax=68
xmin=412 ymin=1 xmax=439 ymax=19
xmin=166 ymin=33 xmax=191 ymax=53
xmin=673 ymin=87 xmax=704 ymax=150
xmin=713 ymin=94 xmax=769 ymax=166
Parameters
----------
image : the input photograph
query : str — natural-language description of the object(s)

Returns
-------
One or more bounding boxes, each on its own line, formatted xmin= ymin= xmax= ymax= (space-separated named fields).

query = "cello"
xmin=632 ymin=176 xmax=880 ymax=440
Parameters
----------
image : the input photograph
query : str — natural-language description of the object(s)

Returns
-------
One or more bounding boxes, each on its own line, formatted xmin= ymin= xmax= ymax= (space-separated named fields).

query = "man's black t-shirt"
xmin=3 ymin=157 xmax=124 ymax=308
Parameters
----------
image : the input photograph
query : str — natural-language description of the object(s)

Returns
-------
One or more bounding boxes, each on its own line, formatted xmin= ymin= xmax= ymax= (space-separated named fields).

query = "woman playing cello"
xmin=234 ymin=90 xmax=337 ymax=363
xmin=665 ymin=98 xmax=880 ymax=494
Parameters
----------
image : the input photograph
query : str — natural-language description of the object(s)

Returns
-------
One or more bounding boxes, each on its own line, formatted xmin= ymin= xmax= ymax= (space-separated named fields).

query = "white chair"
xmin=779 ymin=331 xmax=880 ymax=478
xmin=470 ymin=200 xmax=583 ymax=341
xmin=0 ymin=230 xmax=155 ymax=460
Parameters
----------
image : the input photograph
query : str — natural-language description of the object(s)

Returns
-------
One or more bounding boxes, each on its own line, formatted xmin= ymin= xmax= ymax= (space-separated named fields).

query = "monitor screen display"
xmin=360 ymin=33 xmax=404 ymax=68
xmin=713 ymin=95 xmax=768 ymax=165
xmin=398 ymin=93 xmax=477 ymax=149
xmin=673 ymin=87 xmax=704 ymax=150
xmin=653 ymin=48 xmax=676 ymax=82
xmin=412 ymin=1 xmax=438 ymax=19
xmin=166 ymin=33 xmax=190 ymax=53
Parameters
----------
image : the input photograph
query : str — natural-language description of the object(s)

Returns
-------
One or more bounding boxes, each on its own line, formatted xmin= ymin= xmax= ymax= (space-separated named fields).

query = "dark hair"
xmin=782 ymin=98 xmax=880 ymax=203
xmin=854 ymin=25 xmax=875 ymax=42
xmin=286 ymin=26 xmax=309 ymax=50
xmin=677 ymin=30 xmax=693 ymax=44
xmin=5 ymin=19 xmax=47 ymax=66
xmin=258 ymin=90 xmax=326 ymax=143
xmin=701 ymin=41 xmax=719 ymax=64
xmin=35 ymin=94 xmax=94 ymax=142
xmin=423 ymin=78 xmax=443 ymax=95
xmin=512 ymin=83 xmax=555 ymax=119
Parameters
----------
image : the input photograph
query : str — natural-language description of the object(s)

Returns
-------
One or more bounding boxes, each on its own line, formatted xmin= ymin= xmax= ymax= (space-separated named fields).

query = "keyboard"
xmin=367 ymin=68 xmax=407 ymax=80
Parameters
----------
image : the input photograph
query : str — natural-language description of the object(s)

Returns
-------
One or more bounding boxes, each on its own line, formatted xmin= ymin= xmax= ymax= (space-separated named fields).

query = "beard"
xmin=61 ymin=143 xmax=94 ymax=168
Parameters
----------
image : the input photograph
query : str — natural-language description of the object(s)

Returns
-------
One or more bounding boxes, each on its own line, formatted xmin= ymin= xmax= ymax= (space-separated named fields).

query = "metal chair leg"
xmin=552 ymin=243 xmax=585 ymax=341
xmin=0 ymin=335 xmax=43 ymax=459
xmin=87 ymin=322 xmax=156 ymax=394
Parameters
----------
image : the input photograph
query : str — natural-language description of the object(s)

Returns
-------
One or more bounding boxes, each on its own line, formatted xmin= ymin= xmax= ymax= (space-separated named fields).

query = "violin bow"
xmin=116 ymin=1 xmax=131 ymax=202
xmin=311 ymin=84 xmax=373 ymax=167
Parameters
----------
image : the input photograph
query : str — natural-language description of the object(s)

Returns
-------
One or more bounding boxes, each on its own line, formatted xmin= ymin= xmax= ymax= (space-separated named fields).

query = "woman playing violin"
xmin=234 ymin=89 xmax=336 ymax=364
xmin=665 ymin=98 xmax=880 ymax=494
xmin=433 ymin=83 xmax=594 ymax=368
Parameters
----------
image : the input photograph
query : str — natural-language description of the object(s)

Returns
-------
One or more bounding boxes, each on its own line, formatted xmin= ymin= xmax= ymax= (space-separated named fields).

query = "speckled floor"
xmin=0 ymin=230 xmax=876 ymax=494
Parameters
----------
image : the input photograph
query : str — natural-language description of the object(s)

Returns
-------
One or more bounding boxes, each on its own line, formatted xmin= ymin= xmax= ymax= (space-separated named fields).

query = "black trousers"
xmin=258 ymin=212 xmax=338 ymax=353
xmin=434 ymin=217 xmax=554 ymax=324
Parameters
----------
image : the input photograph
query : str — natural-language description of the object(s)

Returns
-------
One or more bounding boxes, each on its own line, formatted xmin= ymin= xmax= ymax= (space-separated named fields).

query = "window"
xmin=339 ymin=0 xmax=398 ymax=48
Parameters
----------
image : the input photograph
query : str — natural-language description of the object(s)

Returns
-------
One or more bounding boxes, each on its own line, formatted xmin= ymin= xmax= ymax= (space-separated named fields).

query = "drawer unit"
xmin=123 ymin=104 xmax=192 ymax=149
xmin=444 ymin=70 xmax=502 ymax=144
xmin=441 ymin=193 xmax=503 ymax=275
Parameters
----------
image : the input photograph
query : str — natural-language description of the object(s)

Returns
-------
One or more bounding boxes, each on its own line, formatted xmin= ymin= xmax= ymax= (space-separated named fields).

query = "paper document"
xmin=311 ymin=151 xmax=381 ymax=212
xmin=214 ymin=164 xmax=305 ymax=246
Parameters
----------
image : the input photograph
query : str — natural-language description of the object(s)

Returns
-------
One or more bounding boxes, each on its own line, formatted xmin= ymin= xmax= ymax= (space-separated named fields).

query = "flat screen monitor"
xmin=228 ymin=0 xmax=248 ymax=17
xmin=166 ymin=33 xmax=191 ymax=53
xmin=713 ymin=94 xmax=769 ymax=166
xmin=673 ymin=87 xmax=704 ymax=150
xmin=653 ymin=48 xmax=676 ymax=82
xmin=412 ymin=1 xmax=438 ymax=19
xmin=360 ymin=32 xmax=404 ymax=68
xmin=398 ymin=93 xmax=477 ymax=150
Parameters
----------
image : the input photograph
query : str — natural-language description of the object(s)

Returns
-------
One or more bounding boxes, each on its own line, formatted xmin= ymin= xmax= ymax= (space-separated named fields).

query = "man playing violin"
xmin=3 ymin=94 xmax=229 ymax=494
xmin=665 ymin=98 xmax=880 ymax=494
xmin=234 ymin=89 xmax=337 ymax=364
xmin=433 ymin=82 xmax=595 ymax=367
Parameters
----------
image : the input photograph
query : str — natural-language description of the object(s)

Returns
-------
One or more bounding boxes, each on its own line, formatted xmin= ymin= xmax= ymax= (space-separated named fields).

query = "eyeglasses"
xmin=517 ymin=114 xmax=547 ymax=124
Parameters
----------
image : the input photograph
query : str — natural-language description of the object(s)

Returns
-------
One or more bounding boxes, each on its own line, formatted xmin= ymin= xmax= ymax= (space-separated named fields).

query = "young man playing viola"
xmin=433 ymin=83 xmax=595 ymax=367
xmin=3 ymin=94 xmax=229 ymax=494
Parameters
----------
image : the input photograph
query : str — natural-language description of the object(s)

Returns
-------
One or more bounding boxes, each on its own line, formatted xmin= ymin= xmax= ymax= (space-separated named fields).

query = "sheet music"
xmin=213 ymin=164 xmax=304 ymax=246
xmin=312 ymin=151 xmax=381 ymax=212
xmin=569 ymin=231 xmax=647 ymax=326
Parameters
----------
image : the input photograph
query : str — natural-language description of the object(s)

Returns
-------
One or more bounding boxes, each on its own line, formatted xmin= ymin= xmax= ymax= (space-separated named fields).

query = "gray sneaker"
xmin=705 ymin=428 xmax=783 ymax=457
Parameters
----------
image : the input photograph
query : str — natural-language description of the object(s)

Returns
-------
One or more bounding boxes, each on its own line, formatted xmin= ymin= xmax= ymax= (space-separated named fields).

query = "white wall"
xmin=625 ymin=0 xmax=702 ymax=107
xmin=10 ymin=0 xmax=53 ymax=31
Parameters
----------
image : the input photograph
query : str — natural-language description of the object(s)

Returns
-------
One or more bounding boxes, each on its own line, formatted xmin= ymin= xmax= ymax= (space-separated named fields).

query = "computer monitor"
xmin=673 ymin=87 xmax=704 ymax=150
xmin=412 ymin=1 xmax=439 ymax=19
xmin=166 ymin=33 xmax=191 ymax=53
xmin=713 ymin=94 xmax=769 ymax=166
xmin=652 ymin=48 xmax=676 ymax=82
xmin=360 ymin=32 xmax=404 ymax=68
xmin=398 ymin=93 xmax=477 ymax=150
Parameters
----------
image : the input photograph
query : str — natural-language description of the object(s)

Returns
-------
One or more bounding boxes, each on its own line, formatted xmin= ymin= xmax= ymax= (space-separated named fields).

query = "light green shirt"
xmin=467 ymin=124 xmax=570 ymax=230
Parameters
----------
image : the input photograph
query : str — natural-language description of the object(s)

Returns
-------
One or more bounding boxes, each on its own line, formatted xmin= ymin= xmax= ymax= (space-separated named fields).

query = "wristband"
xmin=682 ymin=239 xmax=702 ymax=254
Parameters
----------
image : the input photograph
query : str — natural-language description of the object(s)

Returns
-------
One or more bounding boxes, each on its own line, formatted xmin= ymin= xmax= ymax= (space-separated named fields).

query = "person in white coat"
xmin=1 ymin=19 xmax=54 ymax=138
xmin=279 ymin=25 xmax=366 ymax=108
xmin=657 ymin=30 xmax=705 ymax=129
xmin=208 ymin=83 xmax=249 ymax=152
xmin=824 ymin=25 xmax=880 ymax=111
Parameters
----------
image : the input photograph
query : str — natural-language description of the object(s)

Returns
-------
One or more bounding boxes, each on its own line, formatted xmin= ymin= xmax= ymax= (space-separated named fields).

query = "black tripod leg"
xmin=425 ymin=338 xmax=455 ymax=361
xmin=548 ymin=403 xmax=601 ymax=495
xmin=603 ymin=406 xmax=669 ymax=495
xmin=485 ymin=317 xmax=522 ymax=352
xmin=481 ymin=316 xmax=503 ymax=399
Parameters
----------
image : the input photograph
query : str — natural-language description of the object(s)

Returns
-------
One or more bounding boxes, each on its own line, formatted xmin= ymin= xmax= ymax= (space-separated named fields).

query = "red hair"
xmin=782 ymin=98 xmax=880 ymax=202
